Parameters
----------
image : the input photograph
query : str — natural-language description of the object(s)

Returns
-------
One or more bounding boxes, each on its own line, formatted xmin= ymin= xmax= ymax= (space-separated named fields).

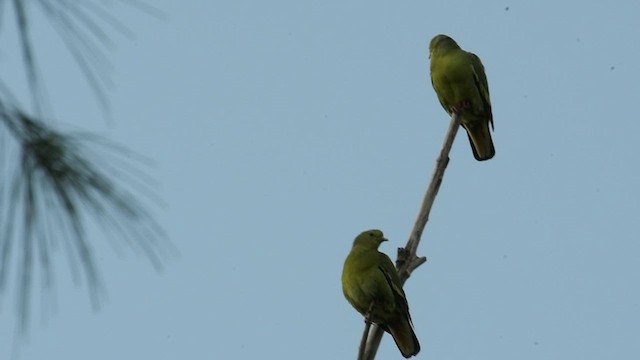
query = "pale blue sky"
xmin=1 ymin=0 xmax=639 ymax=359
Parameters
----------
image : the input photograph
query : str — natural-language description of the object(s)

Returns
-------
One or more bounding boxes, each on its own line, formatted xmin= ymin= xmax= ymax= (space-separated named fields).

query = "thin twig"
xmin=360 ymin=112 xmax=462 ymax=360
xmin=357 ymin=301 xmax=376 ymax=360
xmin=358 ymin=320 xmax=372 ymax=360
xmin=404 ymin=111 xmax=462 ymax=263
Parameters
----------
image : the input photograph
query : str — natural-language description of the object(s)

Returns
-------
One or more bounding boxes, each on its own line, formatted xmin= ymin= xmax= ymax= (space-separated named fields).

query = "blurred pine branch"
xmin=0 ymin=0 xmax=171 ymax=338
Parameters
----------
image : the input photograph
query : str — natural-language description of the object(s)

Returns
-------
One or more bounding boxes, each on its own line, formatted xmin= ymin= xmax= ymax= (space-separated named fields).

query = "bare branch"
xmin=359 ymin=112 xmax=462 ymax=360
xmin=358 ymin=320 xmax=372 ymax=360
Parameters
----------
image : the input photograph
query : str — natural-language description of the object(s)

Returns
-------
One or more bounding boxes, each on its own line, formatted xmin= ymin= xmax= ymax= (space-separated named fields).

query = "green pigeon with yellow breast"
xmin=342 ymin=229 xmax=420 ymax=358
xmin=429 ymin=34 xmax=495 ymax=161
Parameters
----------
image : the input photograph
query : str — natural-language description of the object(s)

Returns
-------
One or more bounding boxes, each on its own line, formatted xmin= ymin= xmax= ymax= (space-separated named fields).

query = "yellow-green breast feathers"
xmin=429 ymin=34 xmax=495 ymax=161
xmin=342 ymin=230 xmax=420 ymax=358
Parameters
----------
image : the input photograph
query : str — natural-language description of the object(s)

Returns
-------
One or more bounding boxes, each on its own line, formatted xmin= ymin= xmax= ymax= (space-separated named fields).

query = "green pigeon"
xmin=342 ymin=229 xmax=420 ymax=358
xmin=429 ymin=34 xmax=495 ymax=161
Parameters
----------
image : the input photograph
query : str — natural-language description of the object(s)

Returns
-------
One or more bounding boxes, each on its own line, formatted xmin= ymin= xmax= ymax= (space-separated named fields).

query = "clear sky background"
xmin=1 ymin=0 xmax=639 ymax=359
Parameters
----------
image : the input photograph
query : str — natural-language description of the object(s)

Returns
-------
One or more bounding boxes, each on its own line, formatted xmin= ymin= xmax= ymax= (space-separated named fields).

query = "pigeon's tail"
xmin=463 ymin=120 xmax=495 ymax=161
xmin=386 ymin=316 xmax=421 ymax=358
